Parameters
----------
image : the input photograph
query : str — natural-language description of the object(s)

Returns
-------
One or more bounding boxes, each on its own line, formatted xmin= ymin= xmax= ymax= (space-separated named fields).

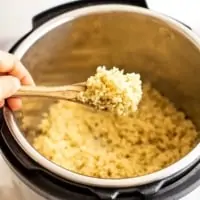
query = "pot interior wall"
xmin=16 ymin=11 xmax=200 ymax=133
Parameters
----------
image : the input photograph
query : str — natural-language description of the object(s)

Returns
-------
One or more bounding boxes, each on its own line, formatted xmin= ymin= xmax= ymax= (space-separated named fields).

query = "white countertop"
xmin=0 ymin=0 xmax=200 ymax=199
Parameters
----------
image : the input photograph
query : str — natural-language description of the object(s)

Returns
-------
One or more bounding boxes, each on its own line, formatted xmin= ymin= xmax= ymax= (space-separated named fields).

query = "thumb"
xmin=0 ymin=76 xmax=21 ymax=100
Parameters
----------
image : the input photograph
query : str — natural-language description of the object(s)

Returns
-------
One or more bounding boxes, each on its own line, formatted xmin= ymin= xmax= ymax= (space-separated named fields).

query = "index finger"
xmin=0 ymin=51 xmax=35 ymax=85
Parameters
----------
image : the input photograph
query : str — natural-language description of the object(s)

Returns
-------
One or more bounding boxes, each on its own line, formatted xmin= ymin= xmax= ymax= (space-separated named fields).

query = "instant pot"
xmin=1 ymin=0 xmax=200 ymax=199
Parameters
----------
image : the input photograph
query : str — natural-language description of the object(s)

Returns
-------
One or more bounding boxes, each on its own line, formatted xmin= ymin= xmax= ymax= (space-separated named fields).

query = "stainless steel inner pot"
xmin=3 ymin=4 xmax=200 ymax=188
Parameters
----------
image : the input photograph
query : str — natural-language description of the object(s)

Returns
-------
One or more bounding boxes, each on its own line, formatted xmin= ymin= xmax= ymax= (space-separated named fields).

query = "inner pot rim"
xmin=4 ymin=4 xmax=200 ymax=188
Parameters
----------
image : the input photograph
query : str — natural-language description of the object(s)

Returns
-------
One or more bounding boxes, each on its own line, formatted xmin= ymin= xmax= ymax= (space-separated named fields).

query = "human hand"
xmin=0 ymin=50 xmax=34 ymax=111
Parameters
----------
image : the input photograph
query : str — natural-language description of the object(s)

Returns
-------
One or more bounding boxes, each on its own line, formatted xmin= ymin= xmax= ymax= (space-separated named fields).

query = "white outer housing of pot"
xmin=4 ymin=4 xmax=200 ymax=188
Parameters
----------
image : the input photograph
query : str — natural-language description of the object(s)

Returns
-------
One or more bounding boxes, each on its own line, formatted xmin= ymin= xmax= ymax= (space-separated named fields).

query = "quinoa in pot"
xmin=22 ymin=67 xmax=199 ymax=178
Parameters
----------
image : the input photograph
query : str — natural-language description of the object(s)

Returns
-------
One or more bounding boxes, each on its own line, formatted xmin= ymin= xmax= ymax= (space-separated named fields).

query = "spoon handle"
xmin=14 ymin=84 xmax=85 ymax=100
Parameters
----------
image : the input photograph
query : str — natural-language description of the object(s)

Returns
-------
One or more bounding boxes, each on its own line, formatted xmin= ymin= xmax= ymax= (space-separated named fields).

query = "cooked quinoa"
xmin=78 ymin=66 xmax=142 ymax=116
xmin=28 ymin=83 xmax=199 ymax=179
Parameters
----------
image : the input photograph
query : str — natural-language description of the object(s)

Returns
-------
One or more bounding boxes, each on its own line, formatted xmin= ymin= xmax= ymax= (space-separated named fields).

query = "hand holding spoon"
xmin=13 ymin=66 xmax=142 ymax=116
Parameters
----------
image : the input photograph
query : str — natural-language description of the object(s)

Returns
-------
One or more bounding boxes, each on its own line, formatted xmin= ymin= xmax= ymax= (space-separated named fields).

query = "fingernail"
xmin=12 ymin=76 xmax=21 ymax=90
xmin=0 ymin=76 xmax=21 ymax=99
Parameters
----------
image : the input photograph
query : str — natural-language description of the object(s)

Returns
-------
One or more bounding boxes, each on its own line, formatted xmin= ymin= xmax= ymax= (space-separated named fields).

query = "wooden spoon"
xmin=13 ymin=82 xmax=86 ymax=101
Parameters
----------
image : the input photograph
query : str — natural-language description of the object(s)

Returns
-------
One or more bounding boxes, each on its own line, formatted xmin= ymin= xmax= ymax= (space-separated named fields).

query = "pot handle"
xmin=31 ymin=0 xmax=148 ymax=29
